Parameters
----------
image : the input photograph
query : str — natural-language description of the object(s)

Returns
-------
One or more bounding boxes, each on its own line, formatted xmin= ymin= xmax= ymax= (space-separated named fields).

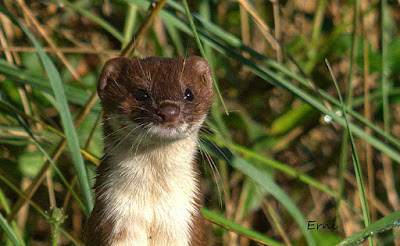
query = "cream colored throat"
xmin=98 ymin=136 xmax=199 ymax=246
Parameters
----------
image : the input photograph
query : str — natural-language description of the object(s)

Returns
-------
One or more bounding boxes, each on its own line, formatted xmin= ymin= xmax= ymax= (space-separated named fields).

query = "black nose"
xmin=158 ymin=105 xmax=180 ymax=122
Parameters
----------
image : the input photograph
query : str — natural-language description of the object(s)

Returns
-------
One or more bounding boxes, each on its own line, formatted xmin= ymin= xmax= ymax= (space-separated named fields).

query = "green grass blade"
xmin=198 ymin=0 xmax=213 ymax=64
xmin=201 ymin=208 xmax=284 ymax=246
xmin=338 ymin=209 xmax=400 ymax=245
xmin=0 ymin=212 xmax=23 ymax=246
xmin=180 ymin=0 xmax=206 ymax=59
xmin=0 ymin=6 xmax=94 ymax=215
xmin=0 ymin=189 xmax=25 ymax=245
xmin=0 ymin=189 xmax=11 ymax=215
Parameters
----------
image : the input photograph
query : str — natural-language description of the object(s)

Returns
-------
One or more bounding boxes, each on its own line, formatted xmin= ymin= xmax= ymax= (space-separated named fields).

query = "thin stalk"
xmin=360 ymin=0 xmax=375 ymax=224
xmin=308 ymin=0 xmax=327 ymax=62
xmin=261 ymin=200 xmax=291 ymax=245
xmin=48 ymin=208 xmax=67 ymax=246
xmin=181 ymin=0 xmax=228 ymax=115
xmin=271 ymin=0 xmax=282 ymax=63
xmin=239 ymin=3 xmax=250 ymax=57
xmin=326 ymin=59 xmax=372 ymax=246
xmin=123 ymin=3 xmax=138 ymax=45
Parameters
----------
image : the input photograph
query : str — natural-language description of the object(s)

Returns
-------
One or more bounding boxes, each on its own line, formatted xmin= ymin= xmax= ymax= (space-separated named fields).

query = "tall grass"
xmin=0 ymin=0 xmax=399 ymax=245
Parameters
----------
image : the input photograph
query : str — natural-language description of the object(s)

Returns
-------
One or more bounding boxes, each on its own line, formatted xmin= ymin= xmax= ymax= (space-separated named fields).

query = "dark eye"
xmin=135 ymin=89 xmax=149 ymax=102
xmin=184 ymin=89 xmax=194 ymax=102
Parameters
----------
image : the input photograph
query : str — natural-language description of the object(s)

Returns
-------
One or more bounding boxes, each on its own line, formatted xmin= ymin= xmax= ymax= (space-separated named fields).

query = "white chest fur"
xmin=97 ymin=136 xmax=199 ymax=246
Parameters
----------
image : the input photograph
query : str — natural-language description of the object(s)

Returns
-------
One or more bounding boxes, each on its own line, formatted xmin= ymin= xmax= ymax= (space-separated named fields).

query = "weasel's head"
xmin=98 ymin=56 xmax=214 ymax=142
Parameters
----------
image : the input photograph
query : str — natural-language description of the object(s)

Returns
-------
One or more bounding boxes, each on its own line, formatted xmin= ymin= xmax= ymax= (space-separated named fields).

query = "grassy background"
xmin=0 ymin=0 xmax=400 ymax=245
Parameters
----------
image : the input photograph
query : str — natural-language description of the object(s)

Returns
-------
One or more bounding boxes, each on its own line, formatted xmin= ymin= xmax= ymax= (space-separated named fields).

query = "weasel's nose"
xmin=158 ymin=105 xmax=180 ymax=122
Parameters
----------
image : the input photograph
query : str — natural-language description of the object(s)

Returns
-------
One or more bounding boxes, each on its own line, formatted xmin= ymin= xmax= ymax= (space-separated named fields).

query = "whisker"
xmin=134 ymin=126 xmax=152 ymax=156
xmin=103 ymin=124 xmax=144 ymax=159
xmin=178 ymin=57 xmax=187 ymax=88
xmin=110 ymin=76 xmax=123 ymax=91
xmin=197 ymin=138 xmax=225 ymax=207
xmin=130 ymin=106 xmax=153 ymax=114
xmin=102 ymin=123 xmax=144 ymax=142
xmin=136 ymin=58 xmax=147 ymax=82
xmin=102 ymin=114 xmax=126 ymax=122
xmin=146 ymin=70 xmax=152 ymax=84
xmin=128 ymin=127 xmax=146 ymax=156
xmin=102 ymin=124 xmax=134 ymax=140
xmin=200 ymin=128 xmax=233 ymax=167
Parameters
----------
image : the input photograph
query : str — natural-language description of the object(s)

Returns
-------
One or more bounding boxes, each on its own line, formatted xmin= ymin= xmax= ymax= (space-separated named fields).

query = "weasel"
xmin=84 ymin=56 xmax=214 ymax=246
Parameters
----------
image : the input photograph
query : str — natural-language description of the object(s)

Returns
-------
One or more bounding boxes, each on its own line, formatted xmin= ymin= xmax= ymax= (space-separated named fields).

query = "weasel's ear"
xmin=97 ymin=57 xmax=130 ymax=99
xmin=186 ymin=56 xmax=213 ymax=88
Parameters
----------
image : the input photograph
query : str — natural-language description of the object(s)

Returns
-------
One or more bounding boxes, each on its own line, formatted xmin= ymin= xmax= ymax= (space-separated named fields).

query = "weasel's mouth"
xmin=146 ymin=122 xmax=191 ymax=139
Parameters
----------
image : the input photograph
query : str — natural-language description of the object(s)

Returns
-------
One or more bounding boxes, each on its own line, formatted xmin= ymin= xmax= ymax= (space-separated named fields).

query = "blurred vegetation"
xmin=0 ymin=0 xmax=400 ymax=245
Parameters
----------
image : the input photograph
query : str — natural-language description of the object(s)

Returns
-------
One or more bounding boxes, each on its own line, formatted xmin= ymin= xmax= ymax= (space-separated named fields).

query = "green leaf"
xmin=18 ymin=152 xmax=47 ymax=179
xmin=269 ymin=103 xmax=317 ymax=136
xmin=312 ymin=231 xmax=340 ymax=246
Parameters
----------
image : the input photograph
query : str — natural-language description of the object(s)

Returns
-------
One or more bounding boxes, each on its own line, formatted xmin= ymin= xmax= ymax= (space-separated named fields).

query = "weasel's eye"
xmin=184 ymin=89 xmax=194 ymax=102
xmin=135 ymin=89 xmax=149 ymax=102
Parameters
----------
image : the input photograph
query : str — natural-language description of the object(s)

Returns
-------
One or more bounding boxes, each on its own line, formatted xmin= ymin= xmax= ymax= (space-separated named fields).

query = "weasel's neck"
xmin=87 ymin=134 xmax=204 ymax=246
xmin=100 ymin=135 xmax=199 ymax=198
